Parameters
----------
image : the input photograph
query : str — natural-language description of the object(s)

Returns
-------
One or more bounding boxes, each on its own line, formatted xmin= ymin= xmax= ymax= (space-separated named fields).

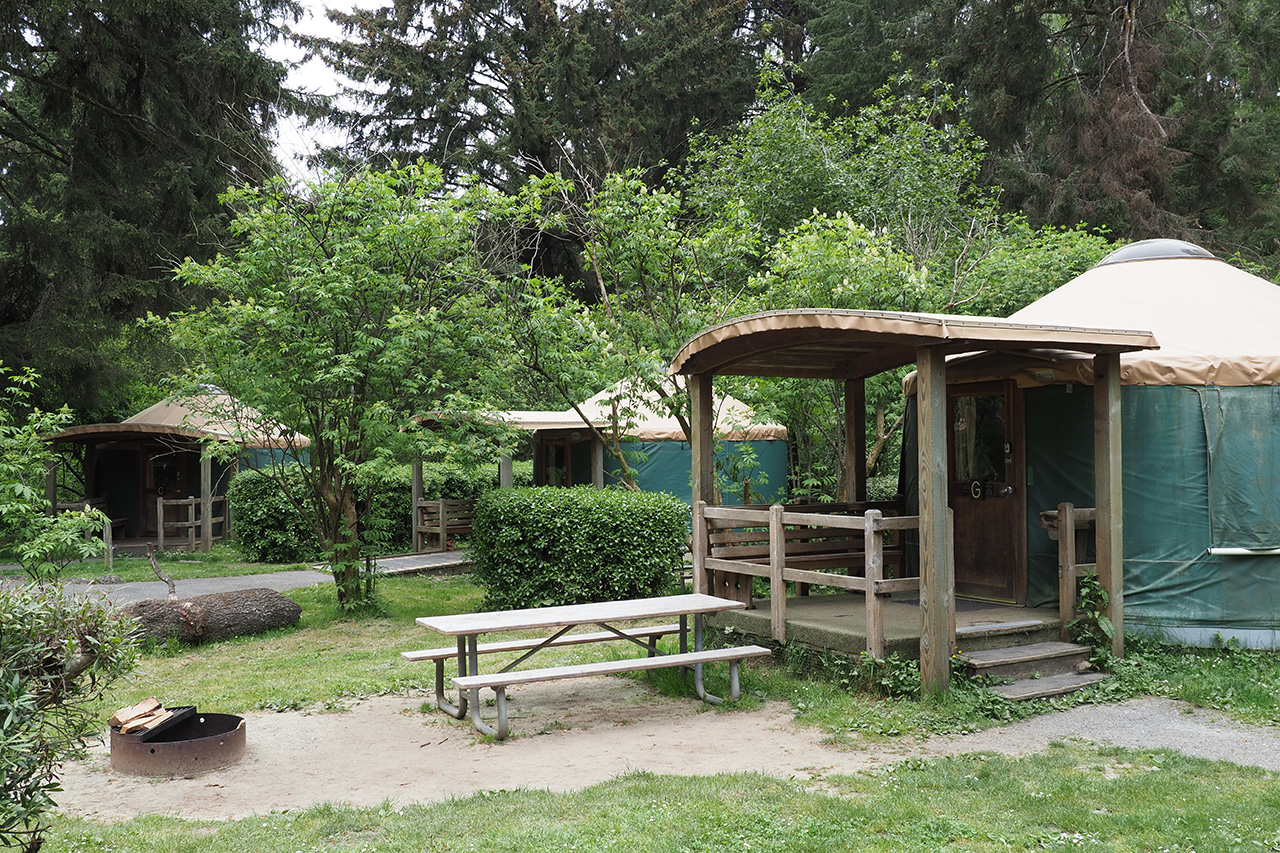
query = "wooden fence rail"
xmin=1039 ymin=502 xmax=1098 ymax=641
xmin=692 ymin=501 xmax=922 ymax=658
xmin=156 ymin=495 xmax=228 ymax=553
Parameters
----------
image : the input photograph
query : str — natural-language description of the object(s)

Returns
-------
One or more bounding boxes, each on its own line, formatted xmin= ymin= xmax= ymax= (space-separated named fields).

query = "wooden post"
xmin=864 ymin=509 xmax=884 ymax=659
xmin=412 ymin=460 xmax=424 ymax=552
xmin=103 ymin=517 xmax=113 ymax=573
xmin=1058 ymin=502 xmax=1077 ymax=641
xmin=437 ymin=499 xmax=447 ymax=551
xmin=186 ymin=500 xmax=196 ymax=551
xmin=916 ymin=346 xmax=953 ymax=694
xmin=498 ymin=454 xmax=514 ymax=488
xmin=1094 ymin=353 xmax=1124 ymax=658
xmin=226 ymin=456 xmax=239 ymax=538
xmin=691 ymin=500 xmax=708 ymax=594
xmin=156 ymin=498 xmax=165 ymax=552
xmin=45 ymin=459 xmax=58 ymax=516
xmin=592 ymin=440 xmax=604 ymax=489
xmin=845 ymin=378 xmax=867 ymax=502
xmin=769 ymin=504 xmax=786 ymax=642
xmin=200 ymin=453 xmax=213 ymax=553
xmin=689 ymin=373 xmax=715 ymax=506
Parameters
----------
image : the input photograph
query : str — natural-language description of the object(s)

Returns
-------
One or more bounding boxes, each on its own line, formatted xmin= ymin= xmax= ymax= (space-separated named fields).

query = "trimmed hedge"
xmin=472 ymin=487 xmax=689 ymax=610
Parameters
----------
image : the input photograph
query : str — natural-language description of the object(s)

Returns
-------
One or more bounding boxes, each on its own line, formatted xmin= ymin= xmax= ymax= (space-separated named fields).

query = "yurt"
xmin=505 ymin=385 xmax=788 ymax=503
xmin=905 ymin=239 xmax=1280 ymax=646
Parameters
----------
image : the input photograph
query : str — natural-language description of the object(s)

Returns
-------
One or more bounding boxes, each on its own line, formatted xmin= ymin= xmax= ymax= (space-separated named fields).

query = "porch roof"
xmin=669 ymin=308 xmax=1158 ymax=379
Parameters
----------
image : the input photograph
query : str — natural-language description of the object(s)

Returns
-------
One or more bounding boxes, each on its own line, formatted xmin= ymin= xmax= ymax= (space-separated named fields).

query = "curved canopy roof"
xmin=1008 ymin=241 xmax=1280 ymax=386
xmin=670 ymin=308 xmax=1157 ymax=380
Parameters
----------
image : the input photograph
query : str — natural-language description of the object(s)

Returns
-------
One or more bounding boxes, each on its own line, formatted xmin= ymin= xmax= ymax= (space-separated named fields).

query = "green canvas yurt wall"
xmin=601 ymin=438 xmax=789 ymax=505
xmin=991 ymin=240 xmax=1280 ymax=647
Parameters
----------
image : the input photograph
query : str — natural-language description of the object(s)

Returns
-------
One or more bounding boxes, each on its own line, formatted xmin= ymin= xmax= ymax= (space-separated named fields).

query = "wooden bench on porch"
xmin=414 ymin=498 xmax=476 ymax=552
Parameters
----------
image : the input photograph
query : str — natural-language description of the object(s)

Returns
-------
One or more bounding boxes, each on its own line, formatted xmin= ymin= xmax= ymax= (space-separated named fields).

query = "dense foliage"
xmin=225 ymin=468 xmax=318 ymax=564
xmin=471 ymin=487 xmax=688 ymax=609
xmin=167 ymin=164 xmax=509 ymax=609
xmin=0 ymin=586 xmax=138 ymax=852
xmin=0 ymin=366 xmax=109 ymax=581
xmin=0 ymin=0 xmax=298 ymax=417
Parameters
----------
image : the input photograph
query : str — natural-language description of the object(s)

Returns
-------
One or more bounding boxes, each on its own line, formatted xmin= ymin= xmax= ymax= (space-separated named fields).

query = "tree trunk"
xmin=122 ymin=588 xmax=302 ymax=645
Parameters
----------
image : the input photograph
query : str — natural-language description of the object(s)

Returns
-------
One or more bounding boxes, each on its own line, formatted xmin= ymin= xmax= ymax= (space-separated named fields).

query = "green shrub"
xmin=472 ymin=487 xmax=689 ymax=609
xmin=417 ymin=462 xmax=500 ymax=500
xmin=1 ymin=584 xmax=138 ymax=850
xmin=226 ymin=468 xmax=318 ymax=563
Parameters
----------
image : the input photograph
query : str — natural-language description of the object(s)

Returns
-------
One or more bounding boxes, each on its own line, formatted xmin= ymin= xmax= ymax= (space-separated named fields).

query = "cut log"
xmin=109 ymin=696 xmax=162 ymax=728
xmin=122 ymin=587 xmax=302 ymax=645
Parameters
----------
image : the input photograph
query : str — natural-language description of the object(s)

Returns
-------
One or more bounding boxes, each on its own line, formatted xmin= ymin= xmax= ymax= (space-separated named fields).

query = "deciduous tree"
xmin=167 ymin=164 xmax=503 ymax=609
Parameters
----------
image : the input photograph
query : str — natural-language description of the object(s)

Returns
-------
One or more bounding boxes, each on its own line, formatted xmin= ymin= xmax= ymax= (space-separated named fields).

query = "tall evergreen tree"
xmin=0 ymin=0 xmax=298 ymax=416
xmin=305 ymin=0 xmax=761 ymax=189
xmin=803 ymin=0 xmax=1280 ymax=268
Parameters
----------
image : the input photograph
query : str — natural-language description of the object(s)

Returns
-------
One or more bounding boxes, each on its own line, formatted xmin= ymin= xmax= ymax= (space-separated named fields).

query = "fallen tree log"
xmin=122 ymin=588 xmax=302 ymax=645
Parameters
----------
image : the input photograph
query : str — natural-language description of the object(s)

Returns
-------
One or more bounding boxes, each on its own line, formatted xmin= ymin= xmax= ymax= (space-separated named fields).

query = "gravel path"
xmin=56 ymin=691 xmax=1280 ymax=822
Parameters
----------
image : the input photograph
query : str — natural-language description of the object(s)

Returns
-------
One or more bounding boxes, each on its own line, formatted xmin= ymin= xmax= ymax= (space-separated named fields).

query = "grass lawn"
xmin=47 ymin=571 xmax=1280 ymax=851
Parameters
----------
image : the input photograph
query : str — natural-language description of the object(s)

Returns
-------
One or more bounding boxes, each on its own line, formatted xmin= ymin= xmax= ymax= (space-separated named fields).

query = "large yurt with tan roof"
xmin=906 ymin=239 xmax=1280 ymax=646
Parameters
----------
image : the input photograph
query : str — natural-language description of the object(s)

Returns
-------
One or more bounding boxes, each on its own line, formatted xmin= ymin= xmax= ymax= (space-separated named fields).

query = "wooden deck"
xmin=708 ymin=592 xmax=1062 ymax=658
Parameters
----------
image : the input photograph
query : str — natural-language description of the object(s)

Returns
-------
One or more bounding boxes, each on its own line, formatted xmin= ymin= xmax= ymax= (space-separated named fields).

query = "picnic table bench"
xmin=409 ymin=593 xmax=770 ymax=739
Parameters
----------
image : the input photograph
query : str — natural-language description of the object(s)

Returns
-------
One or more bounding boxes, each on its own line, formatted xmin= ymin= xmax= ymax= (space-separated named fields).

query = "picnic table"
xmin=409 ymin=593 xmax=770 ymax=739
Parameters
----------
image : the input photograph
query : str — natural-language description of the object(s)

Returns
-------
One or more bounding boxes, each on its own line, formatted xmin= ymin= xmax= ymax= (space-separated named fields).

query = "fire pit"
xmin=110 ymin=707 xmax=246 ymax=776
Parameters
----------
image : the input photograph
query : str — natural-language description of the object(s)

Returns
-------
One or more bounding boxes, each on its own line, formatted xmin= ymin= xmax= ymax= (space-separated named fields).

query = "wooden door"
xmin=947 ymin=382 xmax=1025 ymax=603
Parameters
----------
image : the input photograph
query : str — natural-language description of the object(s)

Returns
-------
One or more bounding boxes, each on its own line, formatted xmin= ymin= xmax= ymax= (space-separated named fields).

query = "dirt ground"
xmin=57 ymin=681 xmax=1280 ymax=823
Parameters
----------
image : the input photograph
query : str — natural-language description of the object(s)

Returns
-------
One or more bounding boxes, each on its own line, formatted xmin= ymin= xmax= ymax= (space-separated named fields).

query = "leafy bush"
xmin=472 ymin=487 xmax=689 ymax=609
xmin=418 ymin=462 xmax=500 ymax=500
xmin=1 ymin=584 xmax=138 ymax=851
xmin=0 ymin=364 xmax=108 ymax=581
xmin=226 ymin=468 xmax=318 ymax=564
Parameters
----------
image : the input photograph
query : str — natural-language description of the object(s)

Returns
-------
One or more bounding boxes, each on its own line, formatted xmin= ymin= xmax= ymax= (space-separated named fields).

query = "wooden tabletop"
xmin=416 ymin=593 xmax=746 ymax=636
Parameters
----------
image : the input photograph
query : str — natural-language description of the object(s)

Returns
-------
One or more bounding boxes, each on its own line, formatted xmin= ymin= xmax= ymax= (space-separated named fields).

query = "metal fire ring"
xmin=110 ymin=712 xmax=246 ymax=776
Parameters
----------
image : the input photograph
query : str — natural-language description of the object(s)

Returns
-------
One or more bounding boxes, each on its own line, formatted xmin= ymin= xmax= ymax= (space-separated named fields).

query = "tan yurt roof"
xmin=502 ymin=385 xmax=787 ymax=442
xmin=1007 ymin=240 xmax=1280 ymax=386
xmin=54 ymin=392 xmax=307 ymax=448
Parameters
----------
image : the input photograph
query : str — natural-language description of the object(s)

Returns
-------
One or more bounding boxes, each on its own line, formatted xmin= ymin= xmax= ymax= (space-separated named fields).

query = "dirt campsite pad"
xmin=57 ymin=680 xmax=1280 ymax=823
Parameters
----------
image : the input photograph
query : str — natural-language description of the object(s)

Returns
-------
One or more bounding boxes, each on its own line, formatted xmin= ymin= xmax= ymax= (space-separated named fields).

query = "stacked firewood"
xmin=108 ymin=697 xmax=173 ymax=734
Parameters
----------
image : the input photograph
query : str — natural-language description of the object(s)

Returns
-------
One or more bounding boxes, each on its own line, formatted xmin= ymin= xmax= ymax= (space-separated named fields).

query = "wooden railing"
xmin=414 ymin=498 xmax=477 ymax=552
xmin=156 ymin=496 xmax=228 ymax=553
xmin=55 ymin=496 xmax=119 ymax=571
xmin=1039 ymin=502 xmax=1097 ymax=641
xmin=692 ymin=501 xmax=921 ymax=658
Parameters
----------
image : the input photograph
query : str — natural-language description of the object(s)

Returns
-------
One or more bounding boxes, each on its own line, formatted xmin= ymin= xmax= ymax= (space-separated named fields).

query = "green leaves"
xmin=168 ymin=163 xmax=506 ymax=609
xmin=1 ymin=584 xmax=138 ymax=849
xmin=0 ymin=364 xmax=109 ymax=581
xmin=472 ymin=487 xmax=688 ymax=610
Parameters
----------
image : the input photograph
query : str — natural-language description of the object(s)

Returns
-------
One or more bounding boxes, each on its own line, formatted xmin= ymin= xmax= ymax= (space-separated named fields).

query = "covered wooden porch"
xmin=671 ymin=309 xmax=1158 ymax=693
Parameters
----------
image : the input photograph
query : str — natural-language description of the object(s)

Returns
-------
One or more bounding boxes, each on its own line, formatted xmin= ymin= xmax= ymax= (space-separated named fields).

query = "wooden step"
xmin=988 ymin=671 xmax=1108 ymax=701
xmin=958 ymin=641 xmax=1092 ymax=680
